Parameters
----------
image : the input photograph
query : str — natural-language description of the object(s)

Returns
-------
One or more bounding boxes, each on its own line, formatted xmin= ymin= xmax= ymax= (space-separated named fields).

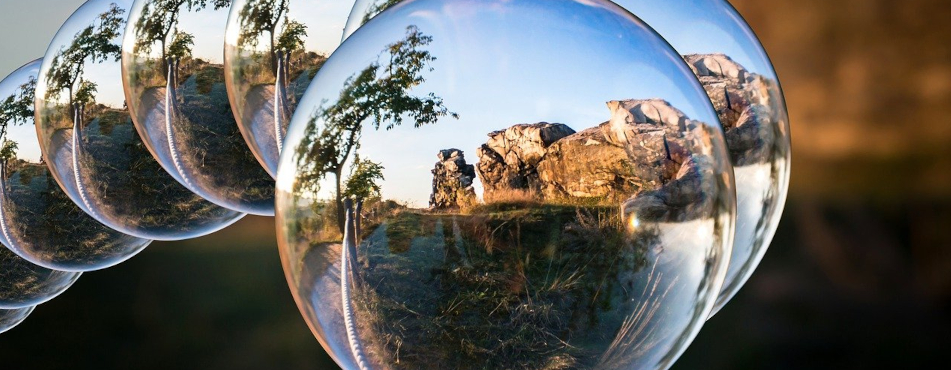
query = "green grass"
xmin=348 ymin=203 xmax=651 ymax=369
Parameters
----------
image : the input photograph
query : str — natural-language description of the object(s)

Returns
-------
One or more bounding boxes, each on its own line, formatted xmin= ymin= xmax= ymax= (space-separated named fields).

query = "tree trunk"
xmin=269 ymin=30 xmax=277 ymax=77
xmin=161 ymin=39 xmax=167 ymax=80
xmin=335 ymin=166 xmax=346 ymax=234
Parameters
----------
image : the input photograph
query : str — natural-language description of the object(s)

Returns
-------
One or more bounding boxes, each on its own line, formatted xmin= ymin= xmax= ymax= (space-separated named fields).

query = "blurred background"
xmin=0 ymin=0 xmax=949 ymax=368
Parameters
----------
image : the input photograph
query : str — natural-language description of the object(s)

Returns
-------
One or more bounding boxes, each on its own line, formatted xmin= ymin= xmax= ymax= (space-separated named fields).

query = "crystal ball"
xmin=0 ymin=306 xmax=34 ymax=334
xmin=35 ymin=0 xmax=245 ymax=241
xmin=277 ymin=1 xmax=736 ymax=369
xmin=122 ymin=0 xmax=275 ymax=215
xmin=0 ymin=59 xmax=150 ymax=271
xmin=612 ymin=0 xmax=791 ymax=315
xmin=0 ymin=244 xmax=78 ymax=309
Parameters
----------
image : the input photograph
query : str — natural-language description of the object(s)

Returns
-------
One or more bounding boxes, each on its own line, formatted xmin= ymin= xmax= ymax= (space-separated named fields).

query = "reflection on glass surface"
xmin=0 ymin=306 xmax=34 ymax=334
xmin=36 ymin=0 xmax=244 ymax=241
xmin=0 ymin=59 xmax=150 ymax=271
xmin=0 ymin=244 xmax=78 ymax=309
xmin=277 ymin=1 xmax=736 ymax=369
xmin=612 ymin=0 xmax=791 ymax=315
xmin=123 ymin=0 xmax=275 ymax=215
xmin=225 ymin=0 xmax=356 ymax=178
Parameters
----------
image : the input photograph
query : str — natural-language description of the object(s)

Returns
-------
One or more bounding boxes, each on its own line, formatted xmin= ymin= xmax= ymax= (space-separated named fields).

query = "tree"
xmin=166 ymin=30 xmax=195 ymax=61
xmin=343 ymin=157 xmax=385 ymax=201
xmin=361 ymin=0 xmax=402 ymax=26
xmin=73 ymin=80 xmax=98 ymax=107
xmin=44 ymin=3 xmax=125 ymax=111
xmin=238 ymin=0 xmax=309 ymax=76
xmin=295 ymin=26 xmax=457 ymax=232
xmin=132 ymin=0 xmax=231 ymax=77
xmin=0 ymin=77 xmax=33 ymax=177
xmin=275 ymin=18 xmax=307 ymax=54
xmin=0 ymin=77 xmax=36 ymax=135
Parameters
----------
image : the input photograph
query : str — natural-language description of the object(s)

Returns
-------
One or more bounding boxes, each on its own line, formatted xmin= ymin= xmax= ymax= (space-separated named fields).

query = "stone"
xmin=430 ymin=149 xmax=476 ymax=209
xmin=684 ymin=53 xmax=780 ymax=165
xmin=622 ymin=155 xmax=718 ymax=222
xmin=534 ymin=99 xmax=703 ymax=201
xmin=475 ymin=122 xmax=575 ymax=196
xmin=684 ymin=53 xmax=748 ymax=81
xmin=472 ymin=99 xmax=721 ymax=221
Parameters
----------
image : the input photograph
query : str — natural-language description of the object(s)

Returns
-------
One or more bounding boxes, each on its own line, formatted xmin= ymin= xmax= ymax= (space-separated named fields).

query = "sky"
xmin=0 ymin=0 xmax=85 ymax=164
xmin=278 ymin=0 xmax=725 ymax=208
xmin=0 ymin=60 xmax=44 ymax=163
xmin=613 ymin=0 xmax=776 ymax=77
xmin=225 ymin=0 xmax=357 ymax=59
xmin=35 ymin=0 xmax=132 ymax=110
xmin=345 ymin=0 xmax=777 ymax=77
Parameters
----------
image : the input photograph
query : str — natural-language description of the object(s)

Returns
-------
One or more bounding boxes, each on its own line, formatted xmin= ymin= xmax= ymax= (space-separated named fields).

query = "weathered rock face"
xmin=473 ymin=99 xmax=720 ymax=221
xmin=535 ymin=100 xmax=710 ymax=202
xmin=622 ymin=155 xmax=719 ymax=222
xmin=475 ymin=123 xmax=575 ymax=197
xmin=684 ymin=53 xmax=780 ymax=166
xmin=430 ymin=149 xmax=476 ymax=209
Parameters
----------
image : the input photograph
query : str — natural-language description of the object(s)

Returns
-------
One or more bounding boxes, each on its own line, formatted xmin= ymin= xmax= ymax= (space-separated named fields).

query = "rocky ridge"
xmin=471 ymin=99 xmax=717 ymax=221
xmin=684 ymin=53 xmax=780 ymax=166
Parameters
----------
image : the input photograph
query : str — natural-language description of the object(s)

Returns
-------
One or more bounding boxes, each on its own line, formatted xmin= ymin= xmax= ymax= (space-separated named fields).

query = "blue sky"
xmin=36 ymin=0 xmax=131 ymax=110
xmin=0 ymin=60 xmax=44 ymax=163
xmin=614 ymin=0 xmax=776 ymax=77
xmin=278 ymin=0 xmax=725 ymax=207
xmin=225 ymin=0 xmax=356 ymax=58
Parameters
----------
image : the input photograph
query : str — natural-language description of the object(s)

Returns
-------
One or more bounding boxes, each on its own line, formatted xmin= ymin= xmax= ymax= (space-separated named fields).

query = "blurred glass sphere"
xmin=122 ymin=0 xmax=275 ymax=215
xmin=611 ymin=0 xmax=791 ymax=315
xmin=0 ymin=241 xmax=78 ymax=309
xmin=277 ymin=1 xmax=736 ymax=369
xmin=225 ymin=0 xmax=356 ymax=178
xmin=35 ymin=0 xmax=244 ymax=241
xmin=0 ymin=306 xmax=34 ymax=335
xmin=0 ymin=59 xmax=150 ymax=271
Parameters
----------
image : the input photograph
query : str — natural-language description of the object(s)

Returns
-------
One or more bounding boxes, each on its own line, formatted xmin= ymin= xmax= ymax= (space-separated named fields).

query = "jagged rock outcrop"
xmin=473 ymin=99 xmax=719 ymax=221
xmin=536 ymin=100 xmax=714 ymax=203
xmin=621 ymin=155 xmax=718 ymax=222
xmin=430 ymin=149 xmax=476 ymax=209
xmin=684 ymin=53 xmax=779 ymax=165
xmin=475 ymin=122 xmax=575 ymax=197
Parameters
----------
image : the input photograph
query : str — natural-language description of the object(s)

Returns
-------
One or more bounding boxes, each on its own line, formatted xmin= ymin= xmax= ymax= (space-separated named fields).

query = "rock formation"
xmin=430 ymin=149 xmax=476 ymax=209
xmin=684 ymin=53 xmax=779 ymax=166
xmin=475 ymin=122 xmax=575 ymax=198
xmin=473 ymin=100 xmax=718 ymax=221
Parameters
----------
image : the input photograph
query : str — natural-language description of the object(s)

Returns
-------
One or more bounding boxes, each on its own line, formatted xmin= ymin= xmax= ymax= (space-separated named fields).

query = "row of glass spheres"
xmin=0 ymin=0 xmax=789 ymax=369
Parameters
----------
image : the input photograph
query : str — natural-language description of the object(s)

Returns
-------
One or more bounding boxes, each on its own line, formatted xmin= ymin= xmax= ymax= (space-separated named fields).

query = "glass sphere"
xmin=0 ymin=306 xmax=34 ymax=334
xmin=225 ymin=0 xmax=357 ymax=178
xmin=611 ymin=0 xmax=791 ymax=315
xmin=348 ymin=0 xmax=791 ymax=319
xmin=122 ymin=0 xmax=275 ymax=215
xmin=35 ymin=0 xmax=245 ymax=241
xmin=0 ymin=245 xmax=78 ymax=309
xmin=277 ymin=1 xmax=736 ymax=369
xmin=0 ymin=59 xmax=150 ymax=271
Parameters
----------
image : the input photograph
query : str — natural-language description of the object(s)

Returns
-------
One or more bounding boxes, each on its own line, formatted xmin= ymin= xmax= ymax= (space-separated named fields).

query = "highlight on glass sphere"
xmin=225 ymin=0 xmax=356 ymax=178
xmin=276 ymin=1 xmax=736 ymax=369
xmin=35 ymin=0 xmax=245 ymax=241
xmin=122 ymin=0 xmax=275 ymax=215
xmin=613 ymin=0 xmax=791 ymax=315
xmin=0 ymin=306 xmax=34 ymax=334
xmin=0 ymin=245 xmax=78 ymax=310
xmin=0 ymin=59 xmax=150 ymax=271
